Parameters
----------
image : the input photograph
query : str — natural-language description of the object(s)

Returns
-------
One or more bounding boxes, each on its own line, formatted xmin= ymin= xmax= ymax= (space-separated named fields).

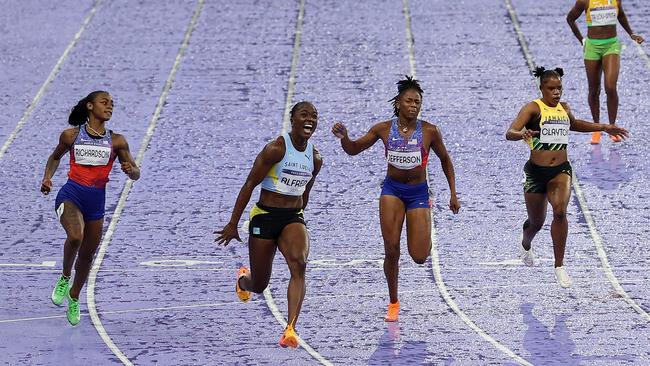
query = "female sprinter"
xmin=41 ymin=91 xmax=140 ymax=325
xmin=567 ymin=0 xmax=644 ymax=144
xmin=331 ymin=76 xmax=460 ymax=322
xmin=506 ymin=67 xmax=627 ymax=288
xmin=215 ymin=101 xmax=322 ymax=349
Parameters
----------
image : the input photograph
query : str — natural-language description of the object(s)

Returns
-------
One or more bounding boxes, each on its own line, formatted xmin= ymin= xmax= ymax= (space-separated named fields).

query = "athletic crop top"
xmin=68 ymin=125 xmax=116 ymax=188
xmin=525 ymin=99 xmax=570 ymax=151
xmin=586 ymin=0 xmax=618 ymax=27
xmin=384 ymin=118 xmax=429 ymax=170
xmin=261 ymin=133 xmax=314 ymax=196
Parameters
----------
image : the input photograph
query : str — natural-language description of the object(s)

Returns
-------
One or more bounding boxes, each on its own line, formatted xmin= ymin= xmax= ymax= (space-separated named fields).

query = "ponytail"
xmin=68 ymin=90 xmax=107 ymax=126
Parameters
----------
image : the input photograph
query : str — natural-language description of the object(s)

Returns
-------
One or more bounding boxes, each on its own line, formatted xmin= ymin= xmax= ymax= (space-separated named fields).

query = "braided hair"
xmin=389 ymin=75 xmax=423 ymax=117
xmin=68 ymin=90 xmax=109 ymax=126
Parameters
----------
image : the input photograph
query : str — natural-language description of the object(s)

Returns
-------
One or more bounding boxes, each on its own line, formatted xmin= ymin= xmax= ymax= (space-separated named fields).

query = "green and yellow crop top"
xmin=525 ymin=99 xmax=570 ymax=151
xmin=586 ymin=0 xmax=618 ymax=27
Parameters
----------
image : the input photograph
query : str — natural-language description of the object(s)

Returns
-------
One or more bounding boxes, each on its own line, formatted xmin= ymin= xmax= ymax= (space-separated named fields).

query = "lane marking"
xmin=139 ymin=260 xmax=223 ymax=267
xmin=5 ymin=262 xmax=650 ymax=273
xmin=2 ymin=280 xmax=642 ymax=325
xmin=633 ymin=42 xmax=650 ymax=70
xmin=503 ymin=0 xmax=535 ymax=72
xmin=261 ymin=1 xmax=332 ymax=365
xmin=0 ymin=261 xmax=56 ymax=267
xmin=85 ymin=2 xmax=206 ymax=365
xmin=505 ymin=0 xmax=650 ymax=323
xmin=403 ymin=1 xmax=532 ymax=364
xmin=0 ymin=0 xmax=104 ymax=161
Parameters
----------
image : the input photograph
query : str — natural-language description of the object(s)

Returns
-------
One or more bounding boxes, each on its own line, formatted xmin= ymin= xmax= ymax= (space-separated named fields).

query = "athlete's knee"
xmin=287 ymin=257 xmax=307 ymax=277
xmin=604 ymin=83 xmax=617 ymax=97
xmin=384 ymin=243 xmax=400 ymax=261
xmin=250 ymin=277 xmax=270 ymax=294
xmin=411 ymin=252 xmax=429 ymax=265
xmin=552 ymin=208 xmax=567 ymax=222
xmin=523 ymin=219 xmax=543 ymax=233
xmin=66 ymin=233 xmax=83 ymax=248
xmin=588 ymin=86 xmax=601 ymax=98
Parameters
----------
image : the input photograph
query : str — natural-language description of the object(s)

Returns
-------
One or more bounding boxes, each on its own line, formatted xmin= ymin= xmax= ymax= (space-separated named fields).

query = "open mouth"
xmin=303 ymin=123 xmax=314 ymax=134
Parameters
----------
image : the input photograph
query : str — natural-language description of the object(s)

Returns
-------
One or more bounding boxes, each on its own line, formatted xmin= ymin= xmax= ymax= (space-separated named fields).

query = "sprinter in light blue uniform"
xmin=216 ymin=101 xmax=322 ymax=349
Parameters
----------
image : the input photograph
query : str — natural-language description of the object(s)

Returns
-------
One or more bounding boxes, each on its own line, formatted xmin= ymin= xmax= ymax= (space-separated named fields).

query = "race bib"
xmin=590 ymin=7 xmax=617 ymax=26
xmin=74 ymin=144 xmax=112 ymax=166
xmin=387 ymin=150 xmax=422 ymax=170
xmin=276 ymin=169 xmax=312 ymax=195
xmin=539 ymin=121 xmax=569 ymax=144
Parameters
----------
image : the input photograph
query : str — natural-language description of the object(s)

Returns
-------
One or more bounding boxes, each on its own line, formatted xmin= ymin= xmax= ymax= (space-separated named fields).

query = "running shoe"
xmin=384 ymin=300 xmax=400 ymax=322
xmin=590 ymin=131 xmax=601 ymax=145
xmin=279 ymin=324 xmax=299 ymax=349
xmin=51 ymin=275 xmax=70 ymax=306
xmin=67 ymin=292 xmax=81 ymax=326
xmin=554 ymin=266 xmax=573 ymax=288
xmin=520 ymin=246 xmax=535 ymax=267
xmin=236 ymin=266 xmax=251 ymax=302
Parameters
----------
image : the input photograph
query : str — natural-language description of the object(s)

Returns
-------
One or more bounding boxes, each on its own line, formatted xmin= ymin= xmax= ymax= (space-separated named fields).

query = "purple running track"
xmin=0 ymin=0 xmax=649 ymax=365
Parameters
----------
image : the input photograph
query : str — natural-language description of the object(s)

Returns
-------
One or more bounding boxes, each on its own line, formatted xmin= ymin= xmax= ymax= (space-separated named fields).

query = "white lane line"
xmin=505 ymin=0 xmax=650 ymax=324
xmin=4 ymin=279 xmax=644 ymax=325
xmin=0 ymin=0 xmax=103 ymax=161
xmin=403 ymin=1 xmax=532 ymax=365
xmin=7 ymin=262 xmax=650 ymax=274
xmin=571 ymin=178 xmax=650 ymax=321
xmin=0 ymin=261 xmax=56 ymax=267
xmin=6 ymin=263 xmax=650 ymax=274
xmin=263 ymin=1 xmax=333 ymax=365
xmin=633 ymin=42 xmax=650 ymax=69
xmin=85 ymin=1 xmax=206 ymax=365
xmin=402 ymin=0 xmax=417 ymax=79
xmin=281 ymin=0 xmax=306 ymax=133
xmin=503 ymin=0 xmax=535 ymax=73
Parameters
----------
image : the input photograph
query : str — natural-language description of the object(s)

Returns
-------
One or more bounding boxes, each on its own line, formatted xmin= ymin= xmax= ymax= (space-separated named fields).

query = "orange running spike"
xmin=236 ymin=267 xmax=251 ymax=302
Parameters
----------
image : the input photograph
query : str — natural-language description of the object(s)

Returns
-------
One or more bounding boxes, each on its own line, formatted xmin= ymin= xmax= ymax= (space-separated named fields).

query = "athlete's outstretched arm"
xmin=429 ymin=125 xmax=460 ymax=214
xmin=41 ymin=129 xmax=76 ymax=195
xmin=113 ymin=133 xmax=140 ymax=181
xmin=566 ymin=0 xmax=586 ymax=44
xmin=506 ymin=102 xmax=539 ymax=142
xmin=563 ymin=103 xmax=629 ymax=138
xmin=215 ymin=140 xmax=284 ymax=246
xmin=618 ymin=1 xmax=644 ymax=44
xmin=301 ymin=148 xmax=323 ymax=210
xmin=331 ymin=122 xmax=382 ymax=155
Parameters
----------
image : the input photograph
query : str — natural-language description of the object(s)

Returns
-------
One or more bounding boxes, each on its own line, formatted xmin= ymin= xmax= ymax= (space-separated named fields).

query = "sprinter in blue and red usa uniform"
xmin=331 ymin=76 xmax=460 ymax=322
xmin=41 ymin=91 xmax=140 ymax=325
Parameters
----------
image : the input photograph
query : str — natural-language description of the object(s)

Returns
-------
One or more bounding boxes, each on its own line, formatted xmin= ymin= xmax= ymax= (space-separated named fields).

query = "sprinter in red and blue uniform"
xmin=41 ymin=91 xmax=140 ymax=326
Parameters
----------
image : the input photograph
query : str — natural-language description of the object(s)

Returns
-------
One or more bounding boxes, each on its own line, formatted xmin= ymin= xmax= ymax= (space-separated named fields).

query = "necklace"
xmin=397 ymin=122 xmax=409 ymax=133
xmin=86 ymin=124 xmax=106 ymax=137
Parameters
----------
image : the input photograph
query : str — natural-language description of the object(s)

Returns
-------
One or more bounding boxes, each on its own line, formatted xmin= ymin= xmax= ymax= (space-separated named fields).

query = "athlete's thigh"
xmin=405 ymin=208 xmax=431 ymax=253
xmin=546 ymin=173 xmax=571 ymax=210
xmin=601 ymin=54 xmax=620 ymax=87
xmin=379 ymin=195 xmax=406 ymax=244
xmin=524 ymin=192 xmax=548 ymax=224
xmin=248 ymin=236 xmax=278 ymax=282
xmin=59 ymin=201 xmax=85 ymax=238
xmin=277 ymin=222 xmax=309 ymax=263
xmin=583 ymin=59 xmax=603 ymax=87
